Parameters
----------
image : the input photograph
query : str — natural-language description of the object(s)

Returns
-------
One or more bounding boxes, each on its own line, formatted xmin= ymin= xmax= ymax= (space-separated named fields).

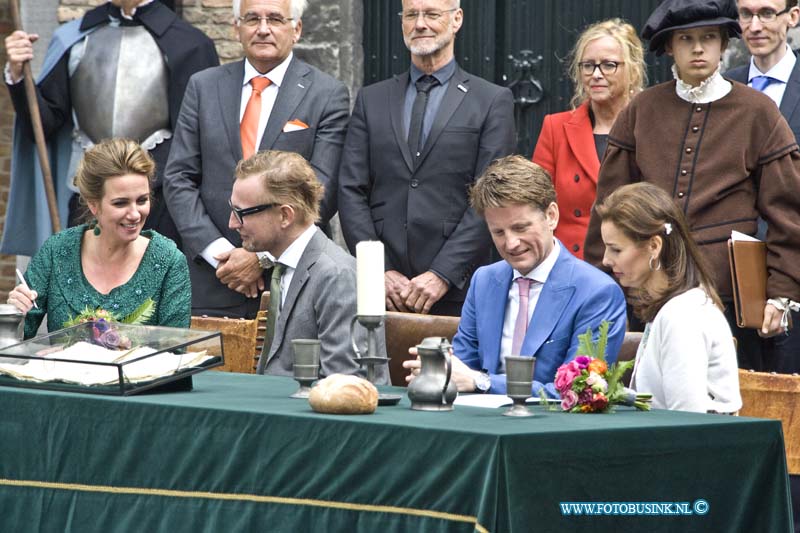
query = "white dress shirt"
xmin=200 ymin=53 xmax=294 ymax=268
xmin=266 ymin=224 xmax=318 ymax=308
xmin=746 ymin=43 xmax=796 ymax=107
xmin=498 ymin=240 xmax=561 ymax=372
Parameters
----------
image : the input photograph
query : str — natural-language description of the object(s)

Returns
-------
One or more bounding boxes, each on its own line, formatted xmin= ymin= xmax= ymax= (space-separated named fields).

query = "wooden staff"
xmin=9 ymin=0 xmax=61 ymax=233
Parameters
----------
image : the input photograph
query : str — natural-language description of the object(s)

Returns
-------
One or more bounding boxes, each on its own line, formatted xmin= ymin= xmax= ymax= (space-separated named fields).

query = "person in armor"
xmin=2 ymin=0 xmax=219 ymax=256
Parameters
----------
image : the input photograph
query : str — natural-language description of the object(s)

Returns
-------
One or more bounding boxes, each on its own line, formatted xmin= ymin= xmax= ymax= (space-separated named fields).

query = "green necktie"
xmin=257 ymin=262 xmax=285 ymax=375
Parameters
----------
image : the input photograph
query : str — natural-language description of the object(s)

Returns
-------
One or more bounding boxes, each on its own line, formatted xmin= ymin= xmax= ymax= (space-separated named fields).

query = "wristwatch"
xmin=474 ymin=371 xmax=491 ymax=393
xmin=256 ymin=252 xmax=273 ymax=270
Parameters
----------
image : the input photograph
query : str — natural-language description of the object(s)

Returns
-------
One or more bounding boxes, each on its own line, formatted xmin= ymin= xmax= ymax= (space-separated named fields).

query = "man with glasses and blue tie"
xmin=164 ymin=0 xmax=349 ymax=318
xmin=726 ymin=0 xmax=800 ymax=375
xmin=338 ymin=0 xmax=516 ymax=317
xmin=229 ymin=150 xmax=388 ymax=380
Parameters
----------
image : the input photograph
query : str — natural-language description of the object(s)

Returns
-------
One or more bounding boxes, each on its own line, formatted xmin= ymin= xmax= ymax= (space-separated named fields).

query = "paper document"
xmin=731 ymin=230 xmax=761 ymax=242
xmin=0 ymin=342 xmax=212 ymax=386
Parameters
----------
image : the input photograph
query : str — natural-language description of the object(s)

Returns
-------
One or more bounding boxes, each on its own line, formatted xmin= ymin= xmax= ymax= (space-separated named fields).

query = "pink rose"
xmin=561 ymin=390 xmax=579 ymax=411
xmin=554 ymin=362 xmax=581 ymax=393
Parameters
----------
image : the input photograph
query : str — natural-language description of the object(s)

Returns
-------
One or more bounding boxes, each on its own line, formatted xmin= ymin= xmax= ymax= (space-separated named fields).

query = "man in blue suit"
xmin=425 ymin=155 xmax=626 ymax=396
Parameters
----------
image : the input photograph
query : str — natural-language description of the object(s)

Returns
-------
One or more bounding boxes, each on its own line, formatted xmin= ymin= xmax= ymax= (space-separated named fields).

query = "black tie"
xmin=407 ymin=75 xmax=440 ymax=160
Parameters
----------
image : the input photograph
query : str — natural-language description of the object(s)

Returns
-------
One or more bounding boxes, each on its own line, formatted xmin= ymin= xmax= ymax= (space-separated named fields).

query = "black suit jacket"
xmin=337 ymin=64 xmax=516 ymax=305
xmin=726 ymin=53 xmax=800 ymax=141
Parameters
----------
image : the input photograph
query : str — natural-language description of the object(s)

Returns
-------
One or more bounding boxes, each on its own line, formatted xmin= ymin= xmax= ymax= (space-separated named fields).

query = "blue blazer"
xmin=453 ymin=244 xmax=626 ymax=396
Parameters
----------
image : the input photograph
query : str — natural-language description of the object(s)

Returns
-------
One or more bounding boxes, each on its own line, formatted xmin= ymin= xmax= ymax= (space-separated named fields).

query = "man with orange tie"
xmin=164 ymin=0 xmax=349 ymax=318
xmin=412 ymin=156 xmax=626 ymax=397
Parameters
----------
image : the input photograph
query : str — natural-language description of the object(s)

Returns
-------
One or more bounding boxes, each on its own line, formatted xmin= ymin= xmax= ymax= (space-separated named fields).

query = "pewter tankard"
xmin=0 ymin=304 xmax=24 ymax=349
xmin=408 ymin=337 xmax=458 ymax=411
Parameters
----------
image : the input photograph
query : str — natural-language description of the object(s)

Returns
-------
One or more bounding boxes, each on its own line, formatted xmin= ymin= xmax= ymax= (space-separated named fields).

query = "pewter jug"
xmin=0 ymin=304 xmax=24 ymax=349
xmin=408 ymin=337 xmax=458 ymax=411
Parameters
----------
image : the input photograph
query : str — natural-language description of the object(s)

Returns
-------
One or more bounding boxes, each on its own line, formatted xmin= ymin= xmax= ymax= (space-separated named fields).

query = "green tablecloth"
xmin=0 ymin=372 xmax=791 ymax=532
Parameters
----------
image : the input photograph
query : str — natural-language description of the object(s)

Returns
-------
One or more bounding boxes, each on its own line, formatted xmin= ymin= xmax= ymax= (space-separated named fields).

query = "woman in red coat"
xmin=533 ymin=19 xmax=646 ymax=258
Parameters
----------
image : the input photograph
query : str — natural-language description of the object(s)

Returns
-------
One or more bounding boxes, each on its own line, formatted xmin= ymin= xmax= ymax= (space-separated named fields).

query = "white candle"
xmin=356 ymin=241 xmax=386 ymax=316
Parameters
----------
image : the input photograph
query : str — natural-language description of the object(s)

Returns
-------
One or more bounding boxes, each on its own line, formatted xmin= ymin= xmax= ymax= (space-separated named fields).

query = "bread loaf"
xmin=308 ymin=374 xmax=379 ymax=414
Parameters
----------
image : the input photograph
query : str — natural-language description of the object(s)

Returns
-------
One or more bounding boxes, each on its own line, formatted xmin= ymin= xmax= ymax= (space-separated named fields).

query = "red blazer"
xmin=532 ymin=101 xmax=600 ymax=259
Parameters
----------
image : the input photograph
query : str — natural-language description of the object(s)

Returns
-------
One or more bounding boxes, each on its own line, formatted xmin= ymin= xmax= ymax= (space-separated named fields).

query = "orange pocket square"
xmin=283 ymin=119 xmax=309 ymax=132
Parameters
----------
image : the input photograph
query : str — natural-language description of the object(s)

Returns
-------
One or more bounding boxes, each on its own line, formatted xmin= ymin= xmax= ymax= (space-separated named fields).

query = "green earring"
xmin=90 ymin=220 xmax=101 ymax=236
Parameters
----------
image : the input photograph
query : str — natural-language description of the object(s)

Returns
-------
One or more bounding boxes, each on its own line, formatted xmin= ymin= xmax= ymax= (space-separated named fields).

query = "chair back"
xmin=385 ymin=311 xmax=460 ymax=386
xmin=617 ymin=331 xmax=642 ymax=387
xmin=190 ymin=316 xmax=258 ymax=374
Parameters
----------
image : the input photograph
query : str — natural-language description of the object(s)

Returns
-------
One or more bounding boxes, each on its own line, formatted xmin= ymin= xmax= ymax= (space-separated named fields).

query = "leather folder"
xmin=728 ymin=239 xmax=767 ymax=329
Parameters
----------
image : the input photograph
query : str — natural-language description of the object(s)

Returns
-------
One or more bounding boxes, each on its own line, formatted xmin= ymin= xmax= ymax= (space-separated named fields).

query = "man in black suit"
xmin=164 ymin=0 xmax=349 ymax=318
xmin=726 ymin=0 xmax=800 ymax=375
xmin=338 ymin=0 xmax=515 ymax=317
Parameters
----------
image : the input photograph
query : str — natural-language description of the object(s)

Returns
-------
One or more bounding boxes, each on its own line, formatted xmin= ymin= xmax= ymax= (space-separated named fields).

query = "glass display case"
xmin=0 ymin=323 xmax=223 ymax=395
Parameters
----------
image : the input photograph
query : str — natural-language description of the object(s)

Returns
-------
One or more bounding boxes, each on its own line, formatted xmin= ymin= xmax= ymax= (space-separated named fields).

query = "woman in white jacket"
xmin=596 ymin=182 xmax=741 ymax=414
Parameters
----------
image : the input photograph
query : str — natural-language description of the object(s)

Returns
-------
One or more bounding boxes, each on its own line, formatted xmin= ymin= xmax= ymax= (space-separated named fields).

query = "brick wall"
xmin=0 ymin=5 xmax=17 ymax=299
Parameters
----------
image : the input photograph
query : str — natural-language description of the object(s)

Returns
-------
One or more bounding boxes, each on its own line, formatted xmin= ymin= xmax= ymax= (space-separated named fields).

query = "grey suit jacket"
xmin=726 ymin=54 xmax=800 ymax=141
xmin=163 ymin=57 xmax=349 ymax=315
xmin=264 ymin=228 xmax=389 ymax=383
xmin=338 ymin=64 xmax=516 ymax=305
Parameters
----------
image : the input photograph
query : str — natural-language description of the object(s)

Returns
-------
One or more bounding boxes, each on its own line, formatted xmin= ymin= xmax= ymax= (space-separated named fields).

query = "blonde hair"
xmin=568 ymin=18 xmax=647 ymax=109
xmin=235 ymin=150 xmax=323 ymax=224
xmin=470 ymin=155 xmax=556 ymax=215
xmin=73 ymin=138 xmax=154 ymax=219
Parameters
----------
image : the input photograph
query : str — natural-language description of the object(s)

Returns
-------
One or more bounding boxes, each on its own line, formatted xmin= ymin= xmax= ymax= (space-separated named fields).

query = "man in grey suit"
xmin=230 ymin=150 xmax=387 ymax=381
xmin=726 ymin=0 xmax=800 ymax=374
xmin=164 ymin=0 xmax=349 ymax=318
xmin=337 ymin=0 xmax=516 ymax=317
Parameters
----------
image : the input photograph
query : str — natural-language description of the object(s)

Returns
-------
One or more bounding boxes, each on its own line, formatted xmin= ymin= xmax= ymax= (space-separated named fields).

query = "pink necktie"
xmin=511 ymin=278 xmax=533 ymax=355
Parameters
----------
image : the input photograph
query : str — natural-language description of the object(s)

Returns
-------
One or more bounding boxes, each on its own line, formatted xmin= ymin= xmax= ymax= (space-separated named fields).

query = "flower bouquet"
xmin=554 ymin=321 xmax=652 ymax=413
xmin=63 ymin=298 xmax=155 ymax=350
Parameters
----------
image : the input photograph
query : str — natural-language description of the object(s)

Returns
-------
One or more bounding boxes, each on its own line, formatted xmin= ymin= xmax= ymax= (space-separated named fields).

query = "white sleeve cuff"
xmin=200 ymin=238 xmax=235 ymax=269
xmin=4 ymin=63 xmax=22 ymax=85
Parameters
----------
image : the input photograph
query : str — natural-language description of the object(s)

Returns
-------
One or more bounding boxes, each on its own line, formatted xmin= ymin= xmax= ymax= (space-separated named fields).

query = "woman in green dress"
xmin=7 ymin=138 xmax=191 ymax=338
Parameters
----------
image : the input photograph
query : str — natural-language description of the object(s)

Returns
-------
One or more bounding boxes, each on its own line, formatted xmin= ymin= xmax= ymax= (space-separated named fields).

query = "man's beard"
xmin=404 ymin=31 xmax=451 ymax=57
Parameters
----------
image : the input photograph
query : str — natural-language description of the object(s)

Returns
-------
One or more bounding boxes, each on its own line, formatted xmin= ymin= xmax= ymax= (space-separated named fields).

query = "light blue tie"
xmin=750 ymin=75 xmax=777 ymax=92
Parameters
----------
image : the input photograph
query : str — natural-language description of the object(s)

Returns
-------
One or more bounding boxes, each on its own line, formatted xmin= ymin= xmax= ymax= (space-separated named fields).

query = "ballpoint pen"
xmin=15 ymin=268 xmax=38 ymax=309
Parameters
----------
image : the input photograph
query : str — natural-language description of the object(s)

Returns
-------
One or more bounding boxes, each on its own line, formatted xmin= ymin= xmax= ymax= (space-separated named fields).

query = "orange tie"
xmin=240 ymin=77 xmax=272 ymax=159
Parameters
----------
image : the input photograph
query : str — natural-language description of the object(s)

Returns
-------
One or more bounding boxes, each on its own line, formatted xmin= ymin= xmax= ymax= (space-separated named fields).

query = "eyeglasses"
xmin=738 ymin=6 xmax=793 ymax=23
xmin=229 ymin=199 xmax=278 ymax=224
xmin=238 ymin=14 xmax=294 ymax=28
xmin=578 ymin=61 xmax=623 ymax=76
xmin=398 ymin=8 xmax=458 ymax=23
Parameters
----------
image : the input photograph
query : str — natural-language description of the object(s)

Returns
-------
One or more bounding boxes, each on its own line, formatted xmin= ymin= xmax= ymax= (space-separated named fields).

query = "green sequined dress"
xmin=21 ymin=224 xmax=191 ymax=339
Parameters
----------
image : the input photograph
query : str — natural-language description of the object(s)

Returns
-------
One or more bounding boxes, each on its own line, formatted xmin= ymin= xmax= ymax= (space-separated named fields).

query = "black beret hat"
xmin=642 ymin=0 xmax=741 ymax=56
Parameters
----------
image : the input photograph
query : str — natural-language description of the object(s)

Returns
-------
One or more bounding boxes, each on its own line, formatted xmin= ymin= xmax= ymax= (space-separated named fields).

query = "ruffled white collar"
xmin=673 ymin=64 xmax=732 ymax=104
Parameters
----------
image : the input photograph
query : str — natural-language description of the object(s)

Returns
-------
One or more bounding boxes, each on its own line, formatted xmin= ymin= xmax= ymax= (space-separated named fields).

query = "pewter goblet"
xmin=290 ymin=339 xmax=321 ymax=399
xmin=504 ymin=355 xmax=536 ymax=417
